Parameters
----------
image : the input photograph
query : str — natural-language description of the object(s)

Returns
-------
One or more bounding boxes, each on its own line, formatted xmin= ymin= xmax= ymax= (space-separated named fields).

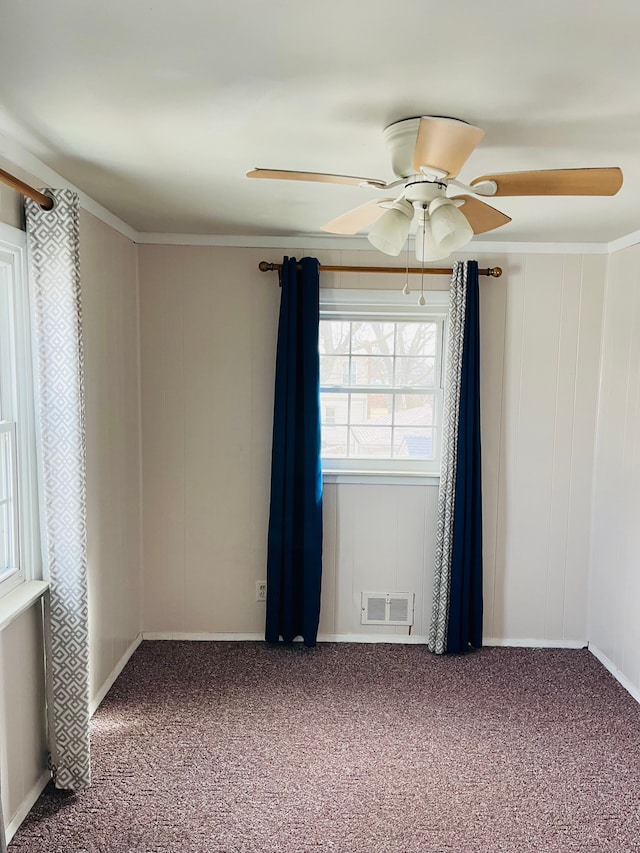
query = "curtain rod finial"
xmin=259 ymin=261 xmax=274 ymax=272
xmin=488 ymin=267 xmax=502 ymax=278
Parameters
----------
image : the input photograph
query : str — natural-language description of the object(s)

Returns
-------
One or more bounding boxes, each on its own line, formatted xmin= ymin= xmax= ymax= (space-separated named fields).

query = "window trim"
xmin=319 ymin=288 xmax=449 ymax=480
xmin=0 ymin=223 xmax=41 ymax=597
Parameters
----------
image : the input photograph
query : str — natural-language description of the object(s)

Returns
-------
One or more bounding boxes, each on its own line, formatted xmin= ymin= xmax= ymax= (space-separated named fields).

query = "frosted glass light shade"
xmin=414 ymin=219 xmax=451 ymax=262
xmin=367 ymin=199 xmax=414 ymax=256
xmin=428 ymin=197 xmax=473 ymax=252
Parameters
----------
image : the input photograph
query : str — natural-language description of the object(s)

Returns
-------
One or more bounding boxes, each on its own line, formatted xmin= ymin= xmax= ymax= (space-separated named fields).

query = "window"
xmin=319 ymin=289 xmax=448 ymax=476
xmin=0 ymin=225 xmax=40 ymax=596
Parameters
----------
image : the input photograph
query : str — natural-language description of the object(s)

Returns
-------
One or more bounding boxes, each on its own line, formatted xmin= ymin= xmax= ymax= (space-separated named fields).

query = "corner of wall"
xmin=134 ymin=242 xmax=144 ymax=641
xmin=585 ymin=252 xmax=611 ymax=645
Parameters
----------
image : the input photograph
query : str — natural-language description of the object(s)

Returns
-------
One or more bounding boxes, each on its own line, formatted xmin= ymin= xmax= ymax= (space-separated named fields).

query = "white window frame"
xmin=0 ymin=223 xmax=41 ymax=597
xmin=319 ymin=288 xmax=449 ymax=483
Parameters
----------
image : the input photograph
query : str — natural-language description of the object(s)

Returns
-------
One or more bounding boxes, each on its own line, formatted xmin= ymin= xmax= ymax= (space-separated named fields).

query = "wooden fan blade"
xmin=246 ymin=168 xmax=387 ymax=188
xmin=451 ymin=196 xmax=512 ymax=235
xmin=412 ymin=117 xmax=485 ymax=178
xmin=321 ymin=199 xmax=395 ymax=235
xmin=471 ymin=167 xmax=623 ymax=196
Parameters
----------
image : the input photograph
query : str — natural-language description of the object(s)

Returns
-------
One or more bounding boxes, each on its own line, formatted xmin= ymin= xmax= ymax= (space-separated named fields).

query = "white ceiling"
xmin=1 ymin=0 xmax=640 ymax=244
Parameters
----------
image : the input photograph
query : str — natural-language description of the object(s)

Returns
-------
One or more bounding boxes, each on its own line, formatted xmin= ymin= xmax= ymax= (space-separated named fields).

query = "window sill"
xmin=0 ymin=581 xmax=49 ymax=632
xmin=323 ymin=471 xmax=440 ymax=486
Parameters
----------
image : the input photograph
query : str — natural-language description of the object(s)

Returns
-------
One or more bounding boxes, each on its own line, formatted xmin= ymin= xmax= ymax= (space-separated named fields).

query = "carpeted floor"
xmin=9 ymin=642 xmax=640 ymax=852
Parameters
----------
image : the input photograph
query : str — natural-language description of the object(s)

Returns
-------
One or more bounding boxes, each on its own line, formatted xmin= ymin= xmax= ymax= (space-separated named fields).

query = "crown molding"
xmin=135 ymin=230 xmax=611 ymax=254
xmin=608 ymin=228 xmax=640 ymax=254
xmin=0 ymin=132 xmax=137 ymax=242
xmin=135 ymin=232 xmax=372 ymax=249
xmin=0 ymin=133 xmax=636 ymax=256
xmin=455 ymin=239 xmax=609 ymax=255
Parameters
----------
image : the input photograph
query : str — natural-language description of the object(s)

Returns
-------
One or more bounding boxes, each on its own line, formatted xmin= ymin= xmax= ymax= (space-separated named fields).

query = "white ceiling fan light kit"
xmin=428 ymin=196 xmax=474 ymax=253
xmin=247 ymin=114 xmax=623 ymax=265
xmin=367 ymin=198 xmax=414 ymax=256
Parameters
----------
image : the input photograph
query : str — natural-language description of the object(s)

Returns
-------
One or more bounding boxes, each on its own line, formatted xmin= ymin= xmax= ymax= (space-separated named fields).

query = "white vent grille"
xmin=389 ymin=596 xmax=409 ymax=623
xmin=367 ymin=596 xmax=387 ymax=622
xmin=361 ymin=592 xmax=414 ymax=626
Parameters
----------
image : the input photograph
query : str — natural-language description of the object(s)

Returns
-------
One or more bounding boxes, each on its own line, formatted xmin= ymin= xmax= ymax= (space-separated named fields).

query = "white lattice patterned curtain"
xmin=25 ymin=189 xmax=91 ymax=790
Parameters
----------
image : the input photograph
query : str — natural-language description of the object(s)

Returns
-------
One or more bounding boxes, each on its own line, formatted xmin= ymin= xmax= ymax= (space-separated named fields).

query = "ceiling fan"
xmin=247 ymin=116 xmax=623 ymax=261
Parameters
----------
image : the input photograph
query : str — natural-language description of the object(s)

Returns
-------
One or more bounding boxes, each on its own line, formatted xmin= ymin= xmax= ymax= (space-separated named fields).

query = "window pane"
xmin=320 ymin=355 xmax=351 ymax=386
xmin=320 ymin=393 xmax=349 ymax=425
xmin=0 ymin=276 xmax=12 ymax=422
xmin=350 ymin=355 xmax=393 ymax=386
xmin=349 ymin=426 xmax=392 ymax=458
xmin=396 ymin=321 xmax=437 ymax=356
xmin=0 ymin=430 xmax=9 ymax=502
xmin=350 ymin=321 xmax=395 ymax=356
xmin=0 ymin=246 xmax=39 ymax=592
xmin=393 ymin=428 xmax=434 ymax=459
xmin=395 ymin=356 xmax=435 ymax=387
xmin=321 ymin=425 xmax=349 ymax=457
xmin=318 ymin=311 xmax=442 ymax=468
xmin=394 ymin=394 xmax=434 ymax=426
xmin=0 ymin=429 xmax=12 ymax=572
xmin=349 ymin=393 xmax=393 ymax=424
xmin=319 ymin=321 xmax=350 ymax=355
xmin=0 ymin=502 xmax=8 ymax=572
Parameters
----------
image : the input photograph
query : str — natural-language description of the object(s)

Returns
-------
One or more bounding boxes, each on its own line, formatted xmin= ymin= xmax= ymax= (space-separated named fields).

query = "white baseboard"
xmin=142 ymin=631 xmax=429 ymax=644
xmin=142 ymin=632 xmax=592 ymax=648
xmin=588 ymin=643 xmax=640 ymax=706
xmin=483 ymin=637 xmax=587 ymax=649
xmin=317 ymin=632 xmax=429 ymax=644
xmin=89 ymin=633 xmax=143 ymax=716
xmin=142 ymin=632 xmax=265 ymax=641
xmin=5 ymin=769 xmax=50 ymax=843
xmin=326 ymin=635 xmax=585 ymax=647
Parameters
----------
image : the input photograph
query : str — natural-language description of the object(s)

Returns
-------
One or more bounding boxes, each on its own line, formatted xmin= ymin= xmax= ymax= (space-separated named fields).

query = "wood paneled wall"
xmin=480 ymin=253 xmax=605 ymax=643
xmin=0 ymin=605 xmax=47 ymax=832
xmin=80 ymin=210 xmax=143 ymax=702
xmin=590 ymin=243 xmax=640 ymax=698
xmin=139 ymin=246 xmax=605 ymax=645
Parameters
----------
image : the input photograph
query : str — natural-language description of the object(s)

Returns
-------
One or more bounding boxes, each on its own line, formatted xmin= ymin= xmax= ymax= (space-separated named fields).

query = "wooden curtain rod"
xmin=259 ymin=261 xmax=502 ymax=277
xmin=0 ymin=167 xmax=54 ymax=210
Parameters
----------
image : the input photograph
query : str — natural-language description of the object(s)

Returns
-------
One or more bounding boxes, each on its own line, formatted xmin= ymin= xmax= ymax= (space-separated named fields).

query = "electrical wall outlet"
xmin=256 ymin=581 xmax=267 ymax=602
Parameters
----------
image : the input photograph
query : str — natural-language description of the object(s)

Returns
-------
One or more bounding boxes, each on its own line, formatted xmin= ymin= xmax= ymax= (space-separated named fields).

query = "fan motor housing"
xmin=383 ymin=117 xmax=422 ymax=179
xmin=404 ymin=180 xmax=447 ymax=208
xmin=383 ymin=115 xmax=472 ymax=179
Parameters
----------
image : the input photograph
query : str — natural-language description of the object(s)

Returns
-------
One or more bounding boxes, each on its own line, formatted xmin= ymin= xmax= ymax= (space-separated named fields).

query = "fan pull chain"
xmin=402 ymin=240 xmax=411 ymax=295
xmin=419 ymin=205 xmax=426 ymax=306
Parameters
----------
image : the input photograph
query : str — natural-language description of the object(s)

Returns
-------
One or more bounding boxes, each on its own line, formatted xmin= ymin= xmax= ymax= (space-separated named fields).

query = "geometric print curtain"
xmin=25 ymin=189 xmax=91 ymax=789
xmin=429 ymin=260 xmax=483 ymax=654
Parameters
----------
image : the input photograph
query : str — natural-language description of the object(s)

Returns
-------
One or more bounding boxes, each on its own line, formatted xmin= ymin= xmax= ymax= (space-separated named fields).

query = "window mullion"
xmin=347 ymin=322 xmax=353 ymax=459
xmin=438 ymin=317 xmax=446 ymax=389
xmin=391 ymin=323 xmax=397 ymax=459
